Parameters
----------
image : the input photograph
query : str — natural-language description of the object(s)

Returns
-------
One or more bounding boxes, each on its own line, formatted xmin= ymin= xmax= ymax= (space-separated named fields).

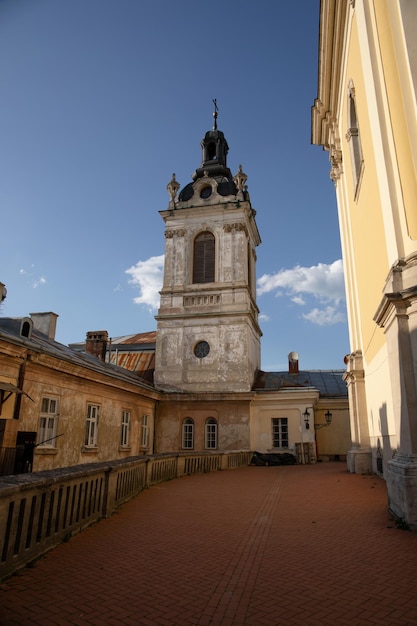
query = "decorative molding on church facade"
xmin=165 ymin=228 xmax=186 ymax=239
xmin=183 ymin=294 xmax=221 ymax=307
xmin=223 ymin=222 xmax=248 ymax=235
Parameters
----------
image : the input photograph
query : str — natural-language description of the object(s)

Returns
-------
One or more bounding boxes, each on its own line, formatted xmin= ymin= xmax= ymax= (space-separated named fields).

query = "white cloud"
xmin=257 ymin=259 xmax=345 ymax=302
xmin=291 ymin=295 xmax=305 ymax=306
xmin=33 ymin=276 xmax=47 ymax=288
xmin=257 ymin=260 xmax=346 ymax=326
xmin=19 ymin=266 xmax=47 ymax=288
xmin=259 ymin=313 xmax=270 ymax=322
xmin=125 ymin=255 xmax=346 ymax=327
xmin=302 ymin=306 xmax=346 ymax=326
xmin=125 ymin=255 xmax=164 ymax=310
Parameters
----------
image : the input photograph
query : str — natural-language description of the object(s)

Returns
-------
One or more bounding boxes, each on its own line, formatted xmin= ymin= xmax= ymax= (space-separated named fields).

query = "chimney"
xmin=30 ymin=312 xmax=58 ymax=340
xmin=288 ymin=351 xmax=299 ymax=375
xmin=85 ymin=331 xmax=108 ymax=361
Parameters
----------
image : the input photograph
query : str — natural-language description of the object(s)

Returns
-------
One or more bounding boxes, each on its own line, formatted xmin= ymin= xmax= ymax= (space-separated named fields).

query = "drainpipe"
xmin=13 ymin=355 xmax=28 ymax=420
xmin=299 ymin=409 xmax=305 ymax=464
xmin=153 ymin=400 xmax=159 ymax=455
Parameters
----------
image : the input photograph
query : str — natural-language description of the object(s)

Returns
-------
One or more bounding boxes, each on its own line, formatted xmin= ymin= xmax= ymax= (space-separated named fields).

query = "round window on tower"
xmin=194 ymin=341 xmax=210 ymax=359
xmin=200 ymin=186 xmax=212 ymax=199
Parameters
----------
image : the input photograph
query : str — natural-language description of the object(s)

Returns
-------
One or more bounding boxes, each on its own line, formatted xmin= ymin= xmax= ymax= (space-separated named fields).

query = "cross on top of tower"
xmin=212 ymin=98 xmax=218 ymax=130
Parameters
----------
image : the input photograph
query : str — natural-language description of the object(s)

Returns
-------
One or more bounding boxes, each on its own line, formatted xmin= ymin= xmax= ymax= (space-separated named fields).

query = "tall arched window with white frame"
xmin=182 ymin=418 xmax=194 ymax=449
xmin=205 ymin=418 xmax=217 ymax=449
xmin=346 ymin=81 xmax=364 ymax=195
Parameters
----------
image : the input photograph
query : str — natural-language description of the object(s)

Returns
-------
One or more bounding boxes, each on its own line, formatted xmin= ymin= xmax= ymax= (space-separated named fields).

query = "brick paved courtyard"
xmin=1 ymin=463 xmax=417 ymax=625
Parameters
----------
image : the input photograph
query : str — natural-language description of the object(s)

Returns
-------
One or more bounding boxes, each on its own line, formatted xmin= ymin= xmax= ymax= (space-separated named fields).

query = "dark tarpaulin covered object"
xmin=251 ymin=451 xmax=296 ymax=466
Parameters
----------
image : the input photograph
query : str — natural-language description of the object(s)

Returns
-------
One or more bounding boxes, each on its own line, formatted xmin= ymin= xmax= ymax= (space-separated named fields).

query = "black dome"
xmin=178 ymin=176 xmax=237 ymax=202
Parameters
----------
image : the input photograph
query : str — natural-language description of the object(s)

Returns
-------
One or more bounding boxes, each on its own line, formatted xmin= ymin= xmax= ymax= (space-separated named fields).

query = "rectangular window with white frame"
xmin=85 ymin=403 xmax=100 ymax=447
xmin=121 ymin=410 xmax=131 ymax=447
xmin=38 ymin=397 xmax=59 ymax=447
xmin=141 ymin=414 xmax=150 ymax=449
xmin=272 ymin=418 xmax=288 ymax=448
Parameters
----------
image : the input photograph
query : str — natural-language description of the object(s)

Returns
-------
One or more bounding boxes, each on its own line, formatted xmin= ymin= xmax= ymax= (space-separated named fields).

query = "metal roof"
xmin=110 ymin=331 xmax=157 ymax=345
xmin=253 ymin=370 xmax=347 ymax=397
xmin=0 ymin=318 xmax=155 ymax=391
xmin=109 ymin=351 xmax=155 ymax=383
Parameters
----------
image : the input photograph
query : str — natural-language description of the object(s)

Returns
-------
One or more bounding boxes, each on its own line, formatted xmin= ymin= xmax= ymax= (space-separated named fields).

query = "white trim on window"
xmin=121 ymin=410 xmax=131 ymax=447
xmin=182 ymin=418 xmax=194 ymax=449
xmin=205 ymin=418 xmax=217 ymax=449
xmin=141 ymin=414 xmax=150 ymax=449
xmin=272 ymin=417 xmax=289 ymax=448
xmin=85 ymin=403 xmax=100 ymax=447
xmin=38 ymin=397 xmax=59 ymax=447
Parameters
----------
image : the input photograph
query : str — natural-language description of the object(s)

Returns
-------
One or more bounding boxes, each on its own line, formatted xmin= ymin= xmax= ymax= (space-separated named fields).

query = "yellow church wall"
xmin=374 ymin=0 xmax=417 ymax=245
xmin=314 ymin=404 xmax=351 ymax=460
xmin=362 ymin=342 xmax=396 ymax=470
xmin=341 ymin=15 xmax=388 ymax=363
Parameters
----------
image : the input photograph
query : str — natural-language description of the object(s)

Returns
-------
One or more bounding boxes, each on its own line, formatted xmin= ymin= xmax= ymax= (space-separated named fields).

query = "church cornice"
xmin=311 ymin=0 xmax=350 ymax=149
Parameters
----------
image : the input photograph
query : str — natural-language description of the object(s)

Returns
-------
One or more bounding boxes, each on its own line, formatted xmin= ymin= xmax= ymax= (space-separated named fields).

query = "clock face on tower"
xmin=194 ymin=340 xmax=210 ymax=358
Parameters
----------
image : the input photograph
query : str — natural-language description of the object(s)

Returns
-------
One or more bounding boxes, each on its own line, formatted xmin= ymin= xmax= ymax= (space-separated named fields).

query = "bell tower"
xmin=154 ymin=104 xmax=262 ymax=393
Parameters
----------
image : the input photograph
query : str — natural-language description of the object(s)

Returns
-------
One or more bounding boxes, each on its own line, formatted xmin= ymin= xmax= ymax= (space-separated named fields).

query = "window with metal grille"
xmin=205 ymin=418 xmax=217 ymax=449
xmin=85 ymin=404 xmax=100 ymax=447
xmin=38 ymin=397 xmax=59 ymax=447
xmin=141 ymin=414 xmax=150 ymax=448
xmin=193 ymin=232 xmax=215 ymax=283
xmin=182 ymin=418 xmax=194 ymax=449
xmin=121 ymin=410 xmax=131 ymax=447
xmin=272 ymin=418 xmax=288 ymax=448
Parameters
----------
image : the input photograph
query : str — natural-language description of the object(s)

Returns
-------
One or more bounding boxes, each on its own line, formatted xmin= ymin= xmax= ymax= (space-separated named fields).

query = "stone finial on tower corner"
xmin=167 ymin=173 xmax=180 ymax=206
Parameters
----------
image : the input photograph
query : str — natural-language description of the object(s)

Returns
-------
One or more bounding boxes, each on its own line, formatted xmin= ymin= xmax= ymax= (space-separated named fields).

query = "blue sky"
xmin=0 ymin=0 xmax=349 ymax=371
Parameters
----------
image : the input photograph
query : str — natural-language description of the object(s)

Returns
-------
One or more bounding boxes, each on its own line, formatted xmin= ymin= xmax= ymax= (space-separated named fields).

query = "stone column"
xmin=374 ymin=260 xmax=417 ymax=528
xmin=344 ymin=351 xmax=372 ymax=474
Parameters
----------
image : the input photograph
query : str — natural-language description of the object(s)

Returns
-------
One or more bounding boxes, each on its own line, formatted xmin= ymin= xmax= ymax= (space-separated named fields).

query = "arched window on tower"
xmin=346 ymin=81 xmax=364 ymax=196
xmin=193 ymin=231 xmax=215 ymax=284
xmin=205 ymin=418 xmax=217 ymax=449
xmin=205 ymin=141 xmax=217 ymax=161
xmin=182 ymin=418 xmax=194 ymax=449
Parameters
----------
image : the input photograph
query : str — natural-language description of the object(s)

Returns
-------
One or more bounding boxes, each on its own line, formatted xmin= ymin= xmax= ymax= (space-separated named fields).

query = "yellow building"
xmin=312 ymin=0 xmax=417 ymax=527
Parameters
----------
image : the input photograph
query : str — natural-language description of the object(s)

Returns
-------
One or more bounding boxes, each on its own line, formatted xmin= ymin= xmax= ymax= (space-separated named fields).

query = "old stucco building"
xmin=0 ymin=112 xmax=349 ymax=475
xmin=312 ymin=0 xmax=417 ymax=527
xmin=154 ymin=108 xmax=262 ymax=453
xmin=0 ymin=314 xmax=157 ymax=474
xmin=153 ymin=109 xmax=348 ymax=457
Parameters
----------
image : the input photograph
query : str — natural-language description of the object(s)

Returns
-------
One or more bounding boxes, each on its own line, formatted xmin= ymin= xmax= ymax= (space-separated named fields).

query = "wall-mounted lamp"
xmin=303 ymin=408 xmax=333 ymax=430
xmin=314 ymin=410 xmax=333 ymax=430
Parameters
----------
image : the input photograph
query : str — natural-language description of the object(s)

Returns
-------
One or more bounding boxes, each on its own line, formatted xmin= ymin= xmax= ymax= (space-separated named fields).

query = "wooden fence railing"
xmin=0 ymin=450 xmax=252 ymax=581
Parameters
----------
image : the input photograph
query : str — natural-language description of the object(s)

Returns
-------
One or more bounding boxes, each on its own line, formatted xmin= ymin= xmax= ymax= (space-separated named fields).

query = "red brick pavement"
xmin=1 ymin=463 xmax=417 ymax=626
